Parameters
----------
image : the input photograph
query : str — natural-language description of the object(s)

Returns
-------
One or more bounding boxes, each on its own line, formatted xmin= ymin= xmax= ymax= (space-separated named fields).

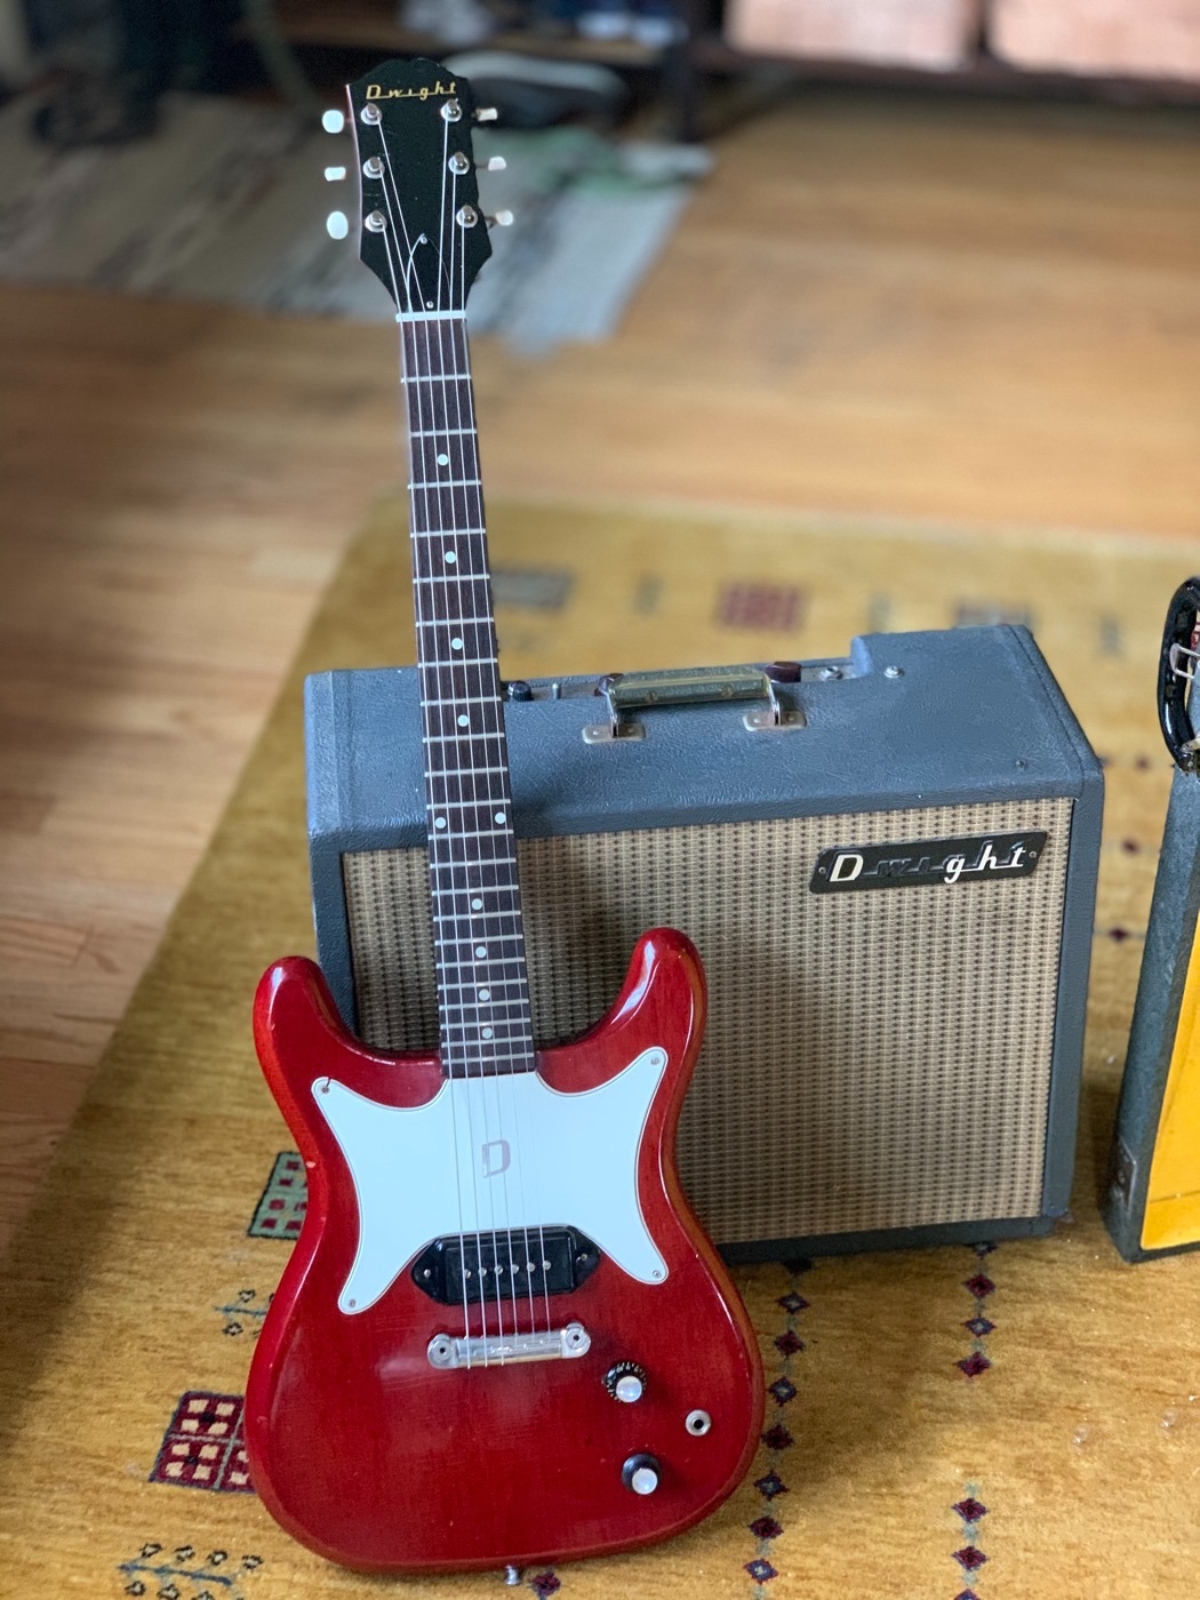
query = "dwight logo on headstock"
xmin=365 ymin=78 xmax=457 ymax=100
xmin=810 ymin=831 xmax=1048 ymax=894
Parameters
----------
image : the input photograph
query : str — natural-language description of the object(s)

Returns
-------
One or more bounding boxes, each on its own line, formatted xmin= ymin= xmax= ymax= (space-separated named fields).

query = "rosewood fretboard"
xmin=400 ymin=314 xmax=536 ymax=1081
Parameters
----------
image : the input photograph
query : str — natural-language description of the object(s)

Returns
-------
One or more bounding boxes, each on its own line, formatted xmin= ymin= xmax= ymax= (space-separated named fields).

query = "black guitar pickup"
xmin=412 ymin=1227 xmax=600 ymax=1306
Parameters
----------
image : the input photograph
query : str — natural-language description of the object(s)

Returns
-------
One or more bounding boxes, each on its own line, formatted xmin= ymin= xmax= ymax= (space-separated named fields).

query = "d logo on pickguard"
xmin=482 ymin=1139 xmax=511 ymax=1178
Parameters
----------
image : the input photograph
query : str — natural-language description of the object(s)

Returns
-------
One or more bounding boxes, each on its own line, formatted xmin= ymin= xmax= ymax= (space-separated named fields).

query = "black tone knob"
xmin=621 ymin=1452 xmax=661 ymax=1495
xmin=604 ymin=1361 xmax=647 ymax=1403
xmin=505 ymin=680 xmax=533 ymax=701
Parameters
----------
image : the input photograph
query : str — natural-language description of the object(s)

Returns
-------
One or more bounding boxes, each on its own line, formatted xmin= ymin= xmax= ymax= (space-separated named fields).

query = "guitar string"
xmin=426 ymin=126 xmax=496 ymax=1353
xmin=446 ymin=224 xmax=548 ymax=1341
xmin=439 ymin=158 xmax=535 ymax=1343
xmin=425 ymin=292 xmax=508 ymax=1348
xmin=438 ymin=127 xmax=517 ymax=1349
xmin=373 ymin=122 xmax=480 ymax=1360
xmin=433 ymin=301 xmax=519 ymax=1341
xmin=376 ymin=104 xmax=553 ymax=1347
xmin=448 ymin=161 xmax=553 ymax=1341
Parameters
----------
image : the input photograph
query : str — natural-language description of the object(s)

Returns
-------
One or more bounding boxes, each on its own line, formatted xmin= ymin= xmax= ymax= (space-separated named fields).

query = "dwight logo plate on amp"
xmin=810 ymin=831 xmax=1049 ymax=894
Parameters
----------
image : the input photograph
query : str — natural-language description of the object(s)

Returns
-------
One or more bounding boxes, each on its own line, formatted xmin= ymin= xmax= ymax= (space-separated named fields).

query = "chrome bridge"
xmin=426 ymin=1320 xmax=591 ymax=1369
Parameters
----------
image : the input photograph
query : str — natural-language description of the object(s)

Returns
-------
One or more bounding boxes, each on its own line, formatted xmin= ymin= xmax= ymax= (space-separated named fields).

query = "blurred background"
xmin=1 ymin=0 xmax=1198 ymax=1245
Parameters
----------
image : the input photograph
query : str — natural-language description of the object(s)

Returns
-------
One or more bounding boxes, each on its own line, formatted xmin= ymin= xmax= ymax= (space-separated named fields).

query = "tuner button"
xmin=489 ymin=210 xmax=514 ymax=228
xmin=324 ymin=165 xmax=347 ymax=183
xmin=321 ymin=108 xmax=345 ymax=135
xmin=605 ymin=1360 xmax=647 ymax=1403
xmin=475 ymin=106 xmax=499 ymax=122
xmin=326 ymin=211 xmax=349 ymax=241
xmin=621 ymin=1453 xmax=661 ymax=1495
xmin=483 ymin=155 xmax=507 ymax=172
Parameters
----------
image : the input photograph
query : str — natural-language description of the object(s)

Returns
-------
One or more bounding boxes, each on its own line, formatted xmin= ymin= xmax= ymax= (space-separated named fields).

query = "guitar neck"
xmin=401 ymin=314 xmax=535 ymax=1080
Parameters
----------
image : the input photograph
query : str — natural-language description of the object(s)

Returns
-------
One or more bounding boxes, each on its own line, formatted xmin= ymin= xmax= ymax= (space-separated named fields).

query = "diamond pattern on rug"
xmin=149 ymin=1392 xmax=254 ymax=1493
xmin=248 ymin=1152 xmax=306 ymax=1239
xmin=715 ymin=582 xmax=805 ymax=632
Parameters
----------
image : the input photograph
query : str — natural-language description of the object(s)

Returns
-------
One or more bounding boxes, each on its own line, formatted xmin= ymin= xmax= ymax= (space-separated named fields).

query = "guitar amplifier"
xmin=305 ymin=625 xmax=1103 ymax=1261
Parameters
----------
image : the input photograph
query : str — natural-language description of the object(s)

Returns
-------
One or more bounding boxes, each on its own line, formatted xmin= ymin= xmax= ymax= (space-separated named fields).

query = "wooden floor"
xmin=1 ymin=87 xmax=1198 ymax=1249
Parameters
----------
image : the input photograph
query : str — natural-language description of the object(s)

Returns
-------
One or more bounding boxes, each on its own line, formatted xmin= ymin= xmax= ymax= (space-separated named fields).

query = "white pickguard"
xmin=313 ymin=1047 xmax=670 ymax=1315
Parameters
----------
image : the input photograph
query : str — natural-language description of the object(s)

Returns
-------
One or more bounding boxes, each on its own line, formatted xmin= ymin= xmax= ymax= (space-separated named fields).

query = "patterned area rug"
xmin=0 ymin=93 xmax=703 ymax=353
xmin=1 ymin=497 xmax=1198 ymax=1597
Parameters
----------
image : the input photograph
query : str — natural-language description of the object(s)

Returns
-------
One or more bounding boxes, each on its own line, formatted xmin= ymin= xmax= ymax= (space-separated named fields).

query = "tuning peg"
xmin=480 ymin=155 xmax=507 ymax=172
xmin=321 ymin=109 xmax=346 ymax=134
xmin=324 ymin=166 xmax=347 ymax=182
xmin=488 ymin=210 xmax=514 ymax=229
xmin=326 ymin=211 xmax=350 ymax=240
xmin=474 ymin=106 xmax=499 ymax=123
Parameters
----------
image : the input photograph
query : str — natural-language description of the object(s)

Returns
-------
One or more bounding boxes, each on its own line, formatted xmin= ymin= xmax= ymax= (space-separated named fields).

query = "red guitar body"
xmin=245 ymin=928 xmax=763 ymax=1573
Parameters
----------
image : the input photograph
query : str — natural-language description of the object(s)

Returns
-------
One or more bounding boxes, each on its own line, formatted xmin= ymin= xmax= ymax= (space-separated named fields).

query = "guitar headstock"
xmin=338 ymin=58 xmax=494 ymax=317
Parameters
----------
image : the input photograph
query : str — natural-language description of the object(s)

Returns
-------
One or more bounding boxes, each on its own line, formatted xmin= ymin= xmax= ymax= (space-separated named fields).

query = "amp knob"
xmin=621 ymin=1453 xmax=661 ymax=1495
xmin=604 ymin=1360 xmax=647 ymax=1403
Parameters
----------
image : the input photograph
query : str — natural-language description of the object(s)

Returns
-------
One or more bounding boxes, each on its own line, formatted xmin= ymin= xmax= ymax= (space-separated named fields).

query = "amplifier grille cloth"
xmin=342 ymin=797 xmax=1072 ymax=1246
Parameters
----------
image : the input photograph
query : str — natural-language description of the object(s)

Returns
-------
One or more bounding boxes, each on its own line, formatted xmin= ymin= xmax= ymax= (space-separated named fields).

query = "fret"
xmin=429 ymin=884 xmax=521 ymax=900
xmin=444 ymin=1041 xmax=535 ymax=1059
xmin=424 ymin=850 xmax=518 ymax=869
xmin=402 ymin=372 xmax=471 ymax=385
xmin=428 ymin=827 xmax=514 ymax=842
xmin=409 ymin=477 xmax=482 ymax=490
xmin=443 ymin=1036 xmax=533 ymax=1050
xmin=439 ymin=979 xmax=527 ymax=994
xmin=440 ymin=1006 xmax=532 ymax=1021
xmin=411 ymin=426 xmax=476 ymax=437
xmin=421 ymin=693 xmax=501 ymax=706
xmin=421 ymin=658 xmax=497 ymax=672
xmin=416 ymin=612 xmax=496 ymax=627
xmin=428 ymin=947 xmax=528 ymax=960
xmin=441 ymin=1019 xmax=534 ymax=1038
xmin=412 ymin=534 xmax=489 ymax=547
xmin=415 ymin=573 xmax=491 ymax=587
xmin=428 ymin=764 xmax=508 ymax=784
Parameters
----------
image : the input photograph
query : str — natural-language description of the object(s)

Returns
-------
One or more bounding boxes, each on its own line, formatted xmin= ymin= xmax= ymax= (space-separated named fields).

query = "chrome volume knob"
xmin=621 ymin=1453 xmax=661 ymax=1495
xmin=604 ymin=1360 xmax=647 ymax=1403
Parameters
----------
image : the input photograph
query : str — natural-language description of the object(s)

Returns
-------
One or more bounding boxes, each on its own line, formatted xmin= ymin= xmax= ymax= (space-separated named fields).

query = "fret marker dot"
xmin=437 ymin=453 xmax=450 ymax=466
xmin=444 ymin=551 xmax=457 ymax=564
xmin=494 ymin=811 xmax=506 ymax=824
xmin=434 ymin=817 xmax=447 ymax=829
xmin=481 ymin=1027 xmax=494 ymax=1039
xmin=475 ymin=945 xmax=487 ymax=958
xmin=471 ymin=897 xmax=483 ymax=910
xmin=451 ymin=637 xmax=463 ymax=650
xmin=457 ymin=714 xmax=469 ymax=727
xmin=479 ymin=988 xmax=491 ymax=1001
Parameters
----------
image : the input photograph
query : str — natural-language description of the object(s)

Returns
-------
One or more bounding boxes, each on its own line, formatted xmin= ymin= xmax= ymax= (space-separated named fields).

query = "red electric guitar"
xmin=245 ymin=57 xmax=763 ymax=1574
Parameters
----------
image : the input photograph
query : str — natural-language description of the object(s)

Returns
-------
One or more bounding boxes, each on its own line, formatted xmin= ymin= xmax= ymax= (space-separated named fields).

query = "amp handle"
xmin=1159 ymin=577 xmax=1200 ymax=772
xmin=583 ymin=665 xmax=805 ymax=744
